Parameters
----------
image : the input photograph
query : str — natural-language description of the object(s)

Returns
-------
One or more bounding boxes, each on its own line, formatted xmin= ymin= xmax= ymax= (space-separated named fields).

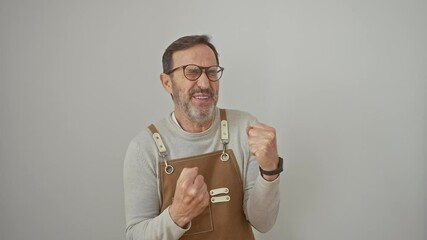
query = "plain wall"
xmin=1 ymin=1 xmax=426 ymax=240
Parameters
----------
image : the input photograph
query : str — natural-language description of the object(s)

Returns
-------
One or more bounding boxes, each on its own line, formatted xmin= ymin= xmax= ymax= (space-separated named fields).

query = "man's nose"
xmin=196 ymin=71 xmax=211 ymax=88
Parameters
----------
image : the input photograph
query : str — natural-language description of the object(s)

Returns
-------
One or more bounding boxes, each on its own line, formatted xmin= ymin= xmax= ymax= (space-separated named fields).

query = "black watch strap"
xmin=259 ymin=157 xmax=283 ymax=176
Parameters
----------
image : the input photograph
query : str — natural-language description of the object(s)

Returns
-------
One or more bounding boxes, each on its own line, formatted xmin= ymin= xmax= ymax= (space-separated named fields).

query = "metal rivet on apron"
xmin=220 ymin=152 xmax=229 ymax=161
xmin=165 ymin=164 xmax=174 ymax=174
xmin=220 ymin=142 xmax=229 ymax=161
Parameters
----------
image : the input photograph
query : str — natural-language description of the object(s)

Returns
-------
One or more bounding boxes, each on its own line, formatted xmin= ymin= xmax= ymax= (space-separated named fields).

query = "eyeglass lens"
xmin=184 ymin=65 xmax=223 ymax=81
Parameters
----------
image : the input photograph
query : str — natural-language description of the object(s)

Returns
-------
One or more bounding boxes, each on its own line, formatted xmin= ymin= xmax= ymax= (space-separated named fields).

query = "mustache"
xmin=189 ymin=88 xmax=215 ymax=97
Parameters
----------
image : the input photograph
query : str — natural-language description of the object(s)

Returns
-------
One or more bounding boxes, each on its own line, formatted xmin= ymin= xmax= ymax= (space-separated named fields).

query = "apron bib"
xmin=148 ymin=109 xmax=255 ymax=240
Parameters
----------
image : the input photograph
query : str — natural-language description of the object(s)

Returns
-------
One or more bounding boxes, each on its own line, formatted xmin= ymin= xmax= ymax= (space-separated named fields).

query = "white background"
xmin=1 ymin=1 xmax=426 ymax=240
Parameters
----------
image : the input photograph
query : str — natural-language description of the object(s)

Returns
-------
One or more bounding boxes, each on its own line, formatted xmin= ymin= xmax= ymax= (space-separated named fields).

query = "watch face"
xmin=278 ymin=157 xmax=283 ymax=171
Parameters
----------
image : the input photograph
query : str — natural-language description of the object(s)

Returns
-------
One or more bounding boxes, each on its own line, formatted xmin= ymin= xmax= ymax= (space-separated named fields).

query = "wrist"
xmin=261 ymin=172 xmax=279 ymax=181
xmin=259 ymin=157 xmax=283 ymax=176
xmin=168 ymin=206 xmax=190 ymax=228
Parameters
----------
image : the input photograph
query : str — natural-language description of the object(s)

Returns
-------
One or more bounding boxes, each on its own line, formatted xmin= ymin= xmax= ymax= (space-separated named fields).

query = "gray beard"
xmin=183 ymin=102 xmax=216 ymax=124
xmin=172 ymin=81 xmax=218 ymax=124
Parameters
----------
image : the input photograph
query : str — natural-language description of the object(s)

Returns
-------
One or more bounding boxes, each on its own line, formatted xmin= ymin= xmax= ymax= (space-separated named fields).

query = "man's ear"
xmin=160 ymin=73 xmax=173 ymax=94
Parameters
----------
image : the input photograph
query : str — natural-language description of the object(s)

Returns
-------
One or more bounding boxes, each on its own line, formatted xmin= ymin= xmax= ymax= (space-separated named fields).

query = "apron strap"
xmin=219 ymin=109 xmax=229 ymax=144
xmin=219 ymin=109 xmax=230 ymax=161
xmin=220 ymin=108 xmax=227 ymax=121
xmin=148 ymin=124 xmax=167 ymax=158
xmin=148 ymin=123 xmax=174 ymax=174
xmin=147 ymin=124 xmax=157 ymax=135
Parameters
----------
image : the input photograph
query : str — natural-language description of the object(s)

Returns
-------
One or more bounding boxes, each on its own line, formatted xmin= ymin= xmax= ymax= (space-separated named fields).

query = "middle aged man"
xmin=124 ymin=35 xmax=282 ymax=240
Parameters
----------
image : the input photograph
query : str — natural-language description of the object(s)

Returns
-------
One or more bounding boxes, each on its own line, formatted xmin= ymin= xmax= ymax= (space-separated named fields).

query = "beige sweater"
xmin=123 ymin=108 xmax=280 ymax=240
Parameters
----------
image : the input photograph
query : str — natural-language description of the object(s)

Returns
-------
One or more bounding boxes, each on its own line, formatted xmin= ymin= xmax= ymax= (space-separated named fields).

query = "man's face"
xmin=169 ymin=44 xmax=219 ymax=123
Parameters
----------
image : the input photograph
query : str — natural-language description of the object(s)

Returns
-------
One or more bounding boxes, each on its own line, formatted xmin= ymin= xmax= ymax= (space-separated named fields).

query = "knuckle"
xmin=183 ymin=196 xmax=192 ymax=204
xmin=186 ymin=187 xmax=197 ymax=197
xmin=196 ymin=174 xmax=204 ymax=183
xmin=197 ymin=192 xmax=206 ymax=202
xmin=179 ymin=180 xmax=190 ymax=190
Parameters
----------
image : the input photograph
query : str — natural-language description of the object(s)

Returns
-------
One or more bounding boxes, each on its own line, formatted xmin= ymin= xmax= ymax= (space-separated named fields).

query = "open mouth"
xmin=192 ymin=94 xmax=211 ymax=103
xmin=194 ymin=95 xmax=209 ymax=100
xmin=190 ymin=88 xmax=215 ymax=104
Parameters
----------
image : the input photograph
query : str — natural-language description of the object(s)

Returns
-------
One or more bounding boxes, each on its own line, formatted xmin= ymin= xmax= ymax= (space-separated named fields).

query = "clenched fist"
xmin=247 ymin=122 xmax=280 ymax=180
xmin=169 ymin=167 xmax=210 ymax=228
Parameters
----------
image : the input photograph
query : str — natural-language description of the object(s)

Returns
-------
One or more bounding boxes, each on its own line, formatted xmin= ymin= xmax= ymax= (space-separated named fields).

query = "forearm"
xmin=126 ymin=207 xmax=189 ymax=240
xmin=246 ymin=173 xmax=280 ymax=233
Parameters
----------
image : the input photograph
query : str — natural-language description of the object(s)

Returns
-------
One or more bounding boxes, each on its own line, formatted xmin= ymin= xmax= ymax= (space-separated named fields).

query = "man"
xmin=124 ymin=35 xmax=282 ymax=240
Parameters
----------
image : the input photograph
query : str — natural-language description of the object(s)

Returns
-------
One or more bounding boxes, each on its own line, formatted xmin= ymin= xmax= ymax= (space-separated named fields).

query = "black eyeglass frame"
xmin=166 ymin=64 xmax=225 ymax=82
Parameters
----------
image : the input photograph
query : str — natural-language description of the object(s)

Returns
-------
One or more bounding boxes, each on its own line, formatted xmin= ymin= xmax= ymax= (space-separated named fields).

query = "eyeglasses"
xmin=166 ymin=64 xmax=224 ymax=82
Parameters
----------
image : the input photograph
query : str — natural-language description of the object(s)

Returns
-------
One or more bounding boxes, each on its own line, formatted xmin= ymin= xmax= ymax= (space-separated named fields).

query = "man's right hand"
xmin=168 ymin=167 xmax=209 ymax=228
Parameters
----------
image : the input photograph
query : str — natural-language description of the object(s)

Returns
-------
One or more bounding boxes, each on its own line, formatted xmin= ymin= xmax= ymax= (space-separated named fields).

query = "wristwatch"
xmin=259 ymin=157 xmax=284 ymax=176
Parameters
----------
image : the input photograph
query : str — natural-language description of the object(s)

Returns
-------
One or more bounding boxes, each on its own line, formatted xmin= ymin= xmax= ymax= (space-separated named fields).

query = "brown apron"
xmin=148 ymin=109 xmax=255 ymax=240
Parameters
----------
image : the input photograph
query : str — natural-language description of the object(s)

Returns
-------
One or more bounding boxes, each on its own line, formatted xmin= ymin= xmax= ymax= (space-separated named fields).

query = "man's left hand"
xmin=247 ymin=122 xmax=280 ymax=180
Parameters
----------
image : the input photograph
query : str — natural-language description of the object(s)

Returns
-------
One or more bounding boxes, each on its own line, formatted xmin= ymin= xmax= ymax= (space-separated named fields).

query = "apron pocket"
xmin=183 ymin=205 xmax=213 ymax=236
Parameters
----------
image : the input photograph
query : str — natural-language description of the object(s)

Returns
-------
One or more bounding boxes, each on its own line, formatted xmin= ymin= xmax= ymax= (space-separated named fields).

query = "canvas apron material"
xmin=148 ymin=109 xmax=255 ymax=240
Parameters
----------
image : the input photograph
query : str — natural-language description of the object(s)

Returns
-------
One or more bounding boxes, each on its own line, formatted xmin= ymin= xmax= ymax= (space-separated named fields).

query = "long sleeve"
xmin=246 ymin=172 xmax=280 ymax=232
xmin=123 ymin=138 xmax=188 ymax=240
